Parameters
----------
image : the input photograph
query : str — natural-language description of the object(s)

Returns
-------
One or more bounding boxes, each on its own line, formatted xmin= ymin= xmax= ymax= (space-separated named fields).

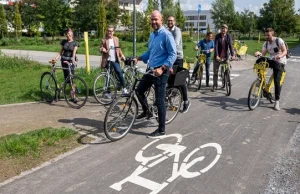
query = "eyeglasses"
xmin=167 ymin=20 xmax=174 ymax=22
xmin=107 ymin=30 xmax=114 ymax=32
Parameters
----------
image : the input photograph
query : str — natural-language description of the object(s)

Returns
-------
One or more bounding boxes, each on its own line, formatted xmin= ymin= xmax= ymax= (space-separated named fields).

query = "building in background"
xmin=119 ymin=0 xmax=143 ymax=13
xmin=183 ymin=10 xmax=215 ymax=33
xmin=0 ymin=0 xmax=21 ymax=5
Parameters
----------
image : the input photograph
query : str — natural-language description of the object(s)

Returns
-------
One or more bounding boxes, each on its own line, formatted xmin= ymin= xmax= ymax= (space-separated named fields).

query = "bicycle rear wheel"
xmin=197 ymin=65 xmax=204 ymax=90
xmin=165 ymin=87 xmax=182 ymax=125
xmin=220 ymin=69 xmax=225 ymax=88
xmin=225 ymin=71 xmax=231 ymax=96
xmin=267 ymin=77 xmax=276 ymax=103
xmin=64 ymin=75 xmax=88 ymax=109
xmin=40 ymin=72 xmax=57 ymax=103
xmin=248 ymin=80 xmax=261 ymax=110
xmin=104 ymin=96 xmax=138 ymax=141
xmin=93 ymin=73 xmax=118 ymax=105
xmin=123 ymin=67 xmax=135 ymax=91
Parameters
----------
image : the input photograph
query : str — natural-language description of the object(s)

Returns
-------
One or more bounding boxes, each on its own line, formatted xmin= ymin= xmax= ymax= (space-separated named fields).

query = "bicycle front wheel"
xmin=93 ymin=73 xmax=118 ymax=105
xmin=40 ymin=72 xmax=57 ymax=103
xmin=248 ymin=80 xmax=261 ymax=110
xmin=63 ymin=75 xmax=88 ymax=109
xmin=197 ymin=65 xmax=204 ymax=90
xmin=225 ymin=71 xmax=231 ymax=96
xmin=104 ymin=96 xmax=138 ymax=141
xmin=165 ymin=87 xmax=182 ymax=125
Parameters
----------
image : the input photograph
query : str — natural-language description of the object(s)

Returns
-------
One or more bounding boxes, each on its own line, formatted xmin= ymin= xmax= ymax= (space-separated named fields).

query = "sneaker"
xmin=70 ymin=98 xmax=79 ymax=104
xmin=136 ymin=111 xmax=153 ymax=120
xmin=182 ymin=100 xmax=191 ymax=113
xmin=211 ymin=85 xmax=217 ymax=92
xmin=274 ymin=100 xmax=280 ymax=111
xmin=105 ymin=93 xmax=112 ymax=99
xmin=147 ymin=129 xmax=166 ymax=138
xmin=122 ymin=88 xmax=128 ymax=94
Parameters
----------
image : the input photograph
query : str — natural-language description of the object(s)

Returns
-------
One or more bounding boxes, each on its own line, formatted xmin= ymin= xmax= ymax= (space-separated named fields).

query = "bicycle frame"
xmin=196 ymin=54 xmax=206 ymax=77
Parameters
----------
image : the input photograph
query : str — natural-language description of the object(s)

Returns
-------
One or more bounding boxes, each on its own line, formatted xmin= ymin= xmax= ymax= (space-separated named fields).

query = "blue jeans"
xmin=192 ymin=58 xmax=211 ymax=84
xmin=136 ymin=71 xmax=169 ymax=132
xmin=106 ymin=61 xmax=126 ymax=88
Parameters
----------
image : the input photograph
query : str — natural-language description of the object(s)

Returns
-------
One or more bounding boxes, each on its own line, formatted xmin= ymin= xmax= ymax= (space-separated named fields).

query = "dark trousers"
xmin=192 ymin=57 xmax=211 ymax=84
xmin=136 ymin=71 xmax=169 ymax=132
xmin=61 ymin=60 xmax=75 ymax=81
xmin=106 ymin=61 xmax=126 ymax=88
xmin=269 ymin=61 xmax=284 ymax=100
xmin=173 ymin=59 xmax=188 ymax=102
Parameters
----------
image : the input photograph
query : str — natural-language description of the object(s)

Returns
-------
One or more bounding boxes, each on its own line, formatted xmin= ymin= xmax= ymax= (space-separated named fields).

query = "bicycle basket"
xmin=168 ymin=66 xmax=189 ymax=86
xmin=124 ymin=57 xmax=134 ymax=66
xmin=253 ymin=62 xmax=269 ymax=74
xmin=197 ymin=54 xmax=206 ymax=64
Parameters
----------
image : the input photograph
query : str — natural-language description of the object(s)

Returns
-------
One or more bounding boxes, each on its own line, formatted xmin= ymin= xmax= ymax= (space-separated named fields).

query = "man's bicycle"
xmin=40 ymin=60 xmax=88 ymax=109
xmin=191 ymin=50 xmax=209 ymax=90
xmin=216 ymin=59 xmax=231 ymax=96
xmin=93 ymin=47 xmax=133 ymax=105
xmin=248 ymin=56 xmax=286 ymax=110
xmin=104 ymin=67 xmax=183 ymax=141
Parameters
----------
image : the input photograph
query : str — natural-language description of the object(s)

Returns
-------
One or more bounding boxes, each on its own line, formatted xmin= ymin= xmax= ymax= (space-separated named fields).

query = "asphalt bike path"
xmin=1 ymin=48 xmax=300 ymax=193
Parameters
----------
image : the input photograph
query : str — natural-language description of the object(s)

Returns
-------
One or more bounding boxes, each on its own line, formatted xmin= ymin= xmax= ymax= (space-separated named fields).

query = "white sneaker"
xmin=274 ymin=100 xmax=280 ymax=111
xmin=122 ymin=88 xmax=128 ymax=94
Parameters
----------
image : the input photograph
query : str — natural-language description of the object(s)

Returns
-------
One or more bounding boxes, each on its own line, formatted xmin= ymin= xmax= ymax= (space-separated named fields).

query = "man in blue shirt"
xmin=191 ymin=32 xmax=214 ymax=87
xmin=133 ymin=10 xmax=177 ymax=138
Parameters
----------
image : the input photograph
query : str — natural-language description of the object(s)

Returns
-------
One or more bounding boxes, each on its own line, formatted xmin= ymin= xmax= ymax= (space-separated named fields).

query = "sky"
xmin=142 ymin=0 xmax=300 ymax=15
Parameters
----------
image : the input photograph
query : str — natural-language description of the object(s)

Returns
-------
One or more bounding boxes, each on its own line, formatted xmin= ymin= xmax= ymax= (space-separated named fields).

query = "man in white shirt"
xmin=255 ymin=28 xmax=287 ymax=111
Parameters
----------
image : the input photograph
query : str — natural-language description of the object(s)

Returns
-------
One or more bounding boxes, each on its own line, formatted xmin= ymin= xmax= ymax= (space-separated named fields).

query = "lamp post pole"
xmin=133 ymin=0 xmax=136 ymax=57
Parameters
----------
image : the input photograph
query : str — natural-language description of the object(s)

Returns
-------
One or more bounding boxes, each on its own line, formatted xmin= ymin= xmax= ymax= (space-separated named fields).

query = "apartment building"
xmin=183 ymin=10 xmax=216 ymax=33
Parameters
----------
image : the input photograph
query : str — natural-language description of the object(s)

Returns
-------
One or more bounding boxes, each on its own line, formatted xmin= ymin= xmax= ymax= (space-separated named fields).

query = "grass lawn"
xmin=0 ymin=55 xmax=102 ymax=105
xmin=0 ymin=127 xmax=93 ymax=182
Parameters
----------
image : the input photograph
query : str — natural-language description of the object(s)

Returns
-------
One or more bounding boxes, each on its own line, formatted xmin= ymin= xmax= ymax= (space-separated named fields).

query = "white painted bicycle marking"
xmin=110 ymin=134 xmax=222 ymax=194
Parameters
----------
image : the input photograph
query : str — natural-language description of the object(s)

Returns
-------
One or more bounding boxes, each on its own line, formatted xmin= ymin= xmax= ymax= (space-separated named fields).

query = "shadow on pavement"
xmin=58 ymin=117 xmax=110 ymax=144
xmin=284 ymin=108 xmax=300 ymax=115
xmin=199 ymin=96 xmax=249 ymax=111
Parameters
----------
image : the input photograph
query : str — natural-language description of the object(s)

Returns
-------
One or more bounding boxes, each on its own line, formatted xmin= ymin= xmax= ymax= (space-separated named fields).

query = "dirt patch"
xmin=0 ymin=134 xmax=93 ymax=183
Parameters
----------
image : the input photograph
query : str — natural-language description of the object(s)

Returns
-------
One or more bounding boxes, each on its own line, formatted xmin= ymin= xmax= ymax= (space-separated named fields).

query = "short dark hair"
xmin=168 ymin=16 xmax=176 ymax=21
xmin=206 ymin=32 xmax=213 ymax=36
xmin=107 ymin=25 xmax=114 ymax=30
xmin=265 ymin=28 xmax=274 ymax=33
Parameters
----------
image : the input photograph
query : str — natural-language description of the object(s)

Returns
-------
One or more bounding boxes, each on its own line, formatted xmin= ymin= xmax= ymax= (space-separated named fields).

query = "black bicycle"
xmin=40 ymin=60 xmax=88 ymax=109
xmin=103 ymin=66 xmax=183 ymax=141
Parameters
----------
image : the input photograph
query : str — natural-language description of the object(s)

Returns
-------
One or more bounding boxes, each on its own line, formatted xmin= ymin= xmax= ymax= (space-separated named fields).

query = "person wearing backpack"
xmin=212 ymin=24 xmax=235 ymax=92
xmin=255 ymin=28 xmax=287 ymax=111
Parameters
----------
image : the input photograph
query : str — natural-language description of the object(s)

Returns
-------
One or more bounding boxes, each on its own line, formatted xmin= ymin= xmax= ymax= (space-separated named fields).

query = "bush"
xmin=0 ymin=55 xmax=42 ymax=69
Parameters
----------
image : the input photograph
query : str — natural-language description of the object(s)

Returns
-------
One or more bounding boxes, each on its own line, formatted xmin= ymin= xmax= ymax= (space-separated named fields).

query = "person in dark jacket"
xmin=212 ymin=24 xmax=235 ymax=91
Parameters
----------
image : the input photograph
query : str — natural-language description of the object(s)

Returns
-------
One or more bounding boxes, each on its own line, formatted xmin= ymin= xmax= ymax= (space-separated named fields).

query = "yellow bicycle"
xmin=248 ymin=56 xmax=286 ymax=110
xmin=233 ymin=40 xmax=248 ymax=60
xmin=191 ymin=50 xmax=208 ymax=90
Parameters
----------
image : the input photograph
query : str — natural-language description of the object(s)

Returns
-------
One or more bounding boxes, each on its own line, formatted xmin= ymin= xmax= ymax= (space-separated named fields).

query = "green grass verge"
xmin=0 ymin=127 xmax=76 ymax=158
xmin=0 ymin=55 xmax=102 ymax=105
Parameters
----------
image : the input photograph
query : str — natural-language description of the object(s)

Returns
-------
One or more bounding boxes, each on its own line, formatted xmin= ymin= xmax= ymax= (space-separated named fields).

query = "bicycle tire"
xmin=40 ymin=72 xmax=57 ymax=103
xmin=93 ymin=73 xmax=118 ymax=105
xmin=104 ymin=96 xmax=138 ymax=141
xmin=225 ymin=71 xmax=231 ymax=96
xmin=165 ymin=87 xmax=182 ymax=125
xmin=123 ymin=67 xmax=135 ymax=91
xmin=197 ymin=65 xmax=203 ymax=90
xmin=221 ymin=68 xmax=225 ymax=88
xmin=248 ymin=80 xmax=261 ymax=110
xmin=63 ymin=75 xmax=88 ymax=109
xmin=241 ymin=52 xmax=247 ymax=60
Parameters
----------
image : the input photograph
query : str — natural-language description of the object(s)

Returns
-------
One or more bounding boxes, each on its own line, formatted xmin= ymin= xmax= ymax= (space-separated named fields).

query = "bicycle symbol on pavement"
xmin=110 ymin=133 xmax=222 ymax=194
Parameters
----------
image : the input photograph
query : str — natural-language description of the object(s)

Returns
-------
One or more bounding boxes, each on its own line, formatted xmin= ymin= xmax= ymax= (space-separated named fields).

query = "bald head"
xmin=151 ymin=10 xmax=163 ymax=31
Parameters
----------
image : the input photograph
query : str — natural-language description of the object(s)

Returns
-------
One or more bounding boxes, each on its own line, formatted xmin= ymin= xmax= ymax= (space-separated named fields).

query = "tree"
xmin=0 ymin=4 xmax=7 ymax=38
xmin=189 ymin=22 xmax=193 ymax=37
xmin=240 ymin=9 xmax=256 ymax=39
xmin=98 ymin=0 xmax=107 ymax=38
xmin=143 ymin=0 xmax=154 ymax=41
xmin=19 ymin=0 xmax=40 ymax=36
xmin=207 ymin=24 xmax=211 ymax=33
xmin=259 ymin=0 xmax=296 ymax=35
xmin=210 ymin=0 xmax=235 ymax=30
xmin=14 ymin=3 xmax=22 ymax=38
xmin=121 ymin=6 xmax=132 ymax=30
xmin=175 ymin=0 xmax=186 ymax=29
xmin=37 ymin=0 xmax=68 ymax=39
xmin=73 ymin=0 xmax=99 ymax=32
xmin=153 ymin=0 xmax=159 ymax=10
xmin=106 ymin=0 xmax=121 ymax=25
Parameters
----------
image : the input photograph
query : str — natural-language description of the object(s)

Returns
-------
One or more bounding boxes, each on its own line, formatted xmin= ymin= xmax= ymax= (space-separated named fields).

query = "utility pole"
xmin=133 ymin=0 xmax=136 ymax=57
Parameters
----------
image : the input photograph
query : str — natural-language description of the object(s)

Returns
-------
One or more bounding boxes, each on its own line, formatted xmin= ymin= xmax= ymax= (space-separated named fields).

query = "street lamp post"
xmin=133 ymin=0 xmax=136 ymax=57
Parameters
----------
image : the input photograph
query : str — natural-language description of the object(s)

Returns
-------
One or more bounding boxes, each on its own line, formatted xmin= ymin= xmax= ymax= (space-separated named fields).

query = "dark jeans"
xmin=106 ymin=61 xmax=126 ymax=88
xmin=136 ymin=70 xmax=169 ymax=132
xmin=267 ymin=60 xmax=284 ymax=100
xmin=192 ymin=57 xmax=211 ymax=84
xmin=173 ymin=59 xmax=188 ymax=102
xmin=61 ymin=60 xmax=75 ymax=81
